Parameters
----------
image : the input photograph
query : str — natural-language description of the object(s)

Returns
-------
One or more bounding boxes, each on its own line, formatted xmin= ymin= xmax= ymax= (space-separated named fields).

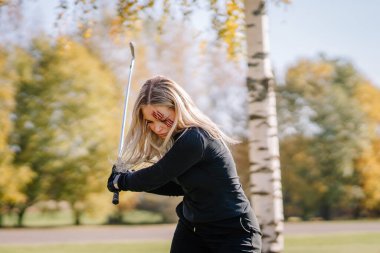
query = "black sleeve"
xmin=120 ymin=128 xmax=205 ymax=192
xmin=146 ymin=181 xmax=185 ymax=196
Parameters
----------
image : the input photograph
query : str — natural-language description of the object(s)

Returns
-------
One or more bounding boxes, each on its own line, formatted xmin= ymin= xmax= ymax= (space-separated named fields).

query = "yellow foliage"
xmin=287 ymin=59 xmax=334 ymax=80
xmin=354 ymin=81 xmax=380 ymax=211
xmin=83 ymin=28 xmax=93 ymax=39
xmin=286 ymin=59 xmax=335 ymax=97
xmin=0 ymin=164 xmax=35 ymax=205
xmin=356 ymin=139 xmax=380 ymax=211
xmin=355 ymin=81 xmax=380 ymax=123
xmin=0 ymin=50 xmax=13 ymax=151
xmin=221 ymin=0 xmax=245 ymax=60
xmin=5 ymin=37 xmax=123 ymax=221
xmin=0 ymin=49 xmax=32 ymax=207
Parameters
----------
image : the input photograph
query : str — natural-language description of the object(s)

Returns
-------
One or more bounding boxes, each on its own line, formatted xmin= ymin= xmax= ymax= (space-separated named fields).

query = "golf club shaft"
xmin=113 ymin=42 xmax=135 ymax=205
xmin=118 ymin=42 xmax=135 ymax=158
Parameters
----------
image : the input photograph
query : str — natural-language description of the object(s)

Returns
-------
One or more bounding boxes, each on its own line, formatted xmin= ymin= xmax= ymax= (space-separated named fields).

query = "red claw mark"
xmin=152 ymin=111 xmax=163 ymax=120
xmin=152 ymin=111 xmax=174 ymax=128
xmin=165 ymin=118 xmax=174 ymax=128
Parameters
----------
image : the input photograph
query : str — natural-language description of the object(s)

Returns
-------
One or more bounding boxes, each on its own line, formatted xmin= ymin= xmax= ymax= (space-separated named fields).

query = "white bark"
xmin=244 ymin=1 xmax=284 ymax=252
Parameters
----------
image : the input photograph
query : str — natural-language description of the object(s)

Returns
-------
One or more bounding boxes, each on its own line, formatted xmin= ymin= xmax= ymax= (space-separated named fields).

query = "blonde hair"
xmin=117 ymin=76 xmax=238 ymax=171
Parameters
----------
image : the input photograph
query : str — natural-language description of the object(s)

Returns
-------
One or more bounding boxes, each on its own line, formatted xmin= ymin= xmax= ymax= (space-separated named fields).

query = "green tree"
xmin=279 ymin=135 xmax=321 ymax=220
xmin=277 ymin=57 xmax=369 ymax=220
xmin=10 ymin=37 xmax=122 ymax=226
xmin=0 ymin=48 xmax=34 ymax=227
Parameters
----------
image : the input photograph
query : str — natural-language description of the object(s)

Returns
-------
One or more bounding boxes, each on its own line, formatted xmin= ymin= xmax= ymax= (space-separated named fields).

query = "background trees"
xmin=354 ymin=82 xmax=380 ymax=215
xmin=8 ymin=38 xmax=124 ymax=225
xmin=277 ymin=57 xmax=380 ymax=220
xmin=0 ymin=48 xmax=35 ymax=227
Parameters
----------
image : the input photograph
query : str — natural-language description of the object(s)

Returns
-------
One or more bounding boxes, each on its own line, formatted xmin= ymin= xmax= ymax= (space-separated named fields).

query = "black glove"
xmin=107 ymin=165 xmax=133 ymax=192
xmin=107 ymin=169 xmax=120 ymax=193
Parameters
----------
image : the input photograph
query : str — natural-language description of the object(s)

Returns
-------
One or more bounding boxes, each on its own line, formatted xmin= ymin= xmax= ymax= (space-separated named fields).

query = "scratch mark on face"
xmin=152 ymin=111 xmax=173 ymax=128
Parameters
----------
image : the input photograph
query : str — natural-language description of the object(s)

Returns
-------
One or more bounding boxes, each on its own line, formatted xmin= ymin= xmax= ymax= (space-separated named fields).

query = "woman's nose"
xmin=153 ymin=123 xmax=163 ymax=133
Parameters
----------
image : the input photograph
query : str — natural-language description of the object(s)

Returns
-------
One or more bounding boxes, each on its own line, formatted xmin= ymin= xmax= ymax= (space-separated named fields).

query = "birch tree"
xmin=244 ymin=1 xmax=283 ymax=252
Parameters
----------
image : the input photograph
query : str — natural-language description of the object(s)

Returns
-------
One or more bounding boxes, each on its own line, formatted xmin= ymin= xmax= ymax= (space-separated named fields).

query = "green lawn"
xmin=0 ymin=232 xmax=379 ymax=253
xmin=2 ymin=209 xmax=163 ymax=227
xmin=285 ymin=232 xmax=380 ymax=253
xmin=0 ymin=241 xmax=170 ymax=253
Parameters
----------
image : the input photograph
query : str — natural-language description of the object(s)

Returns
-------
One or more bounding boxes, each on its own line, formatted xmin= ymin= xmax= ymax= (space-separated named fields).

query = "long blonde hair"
xmin=117 ymin=76 xmax=238 ymax=171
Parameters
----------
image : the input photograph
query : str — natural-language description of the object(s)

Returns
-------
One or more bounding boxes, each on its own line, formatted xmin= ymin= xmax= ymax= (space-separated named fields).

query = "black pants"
xmin=170 ymin=212 xmax=262 ymax=253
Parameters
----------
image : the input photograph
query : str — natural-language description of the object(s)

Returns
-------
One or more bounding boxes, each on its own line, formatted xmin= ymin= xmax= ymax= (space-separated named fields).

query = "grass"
xmin=0 ymin=232 xmax=379 ymax=253
xmin=0 ymin=241 xmax=171 ymax=253
xmin=2 ymin=210 xmax=380 ymax=252
xmin=2 ymin=209 xmax=163 ymax=227
xmin=3 ymin=210 xmax=83 ymax=227
xmin=285 ymin=232 xmax=380 ymax=253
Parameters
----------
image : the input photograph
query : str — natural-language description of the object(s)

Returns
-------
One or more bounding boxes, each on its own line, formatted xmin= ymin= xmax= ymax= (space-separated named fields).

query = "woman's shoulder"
xmin=170 ymin=127 xmax=208 ymax=155
xmin=173 ymin=126 xmax=209 ymax=142
xmin=175 ymin=126 xmax=206 ymax=137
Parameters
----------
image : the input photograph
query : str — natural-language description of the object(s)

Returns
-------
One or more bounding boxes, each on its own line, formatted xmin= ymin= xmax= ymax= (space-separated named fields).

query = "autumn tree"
xmin=279 ymin=135 xmax=320 ymax=219
xmin=277 ymin=57 xmax=369 ymax=219
xmin=354 ymin=82 xmax=380 ymax=215
xmin=10 ymin=37 xmax=122 ymax=226
xmin=0 ymin=48 xmax=34 ymax=227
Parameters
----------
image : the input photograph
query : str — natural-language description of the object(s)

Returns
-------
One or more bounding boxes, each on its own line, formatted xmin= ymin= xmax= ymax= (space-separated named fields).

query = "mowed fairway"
xmin=1 ymin=221 xmax=380 ymax=253
xmin=0 ymin=241 xmax=171 ymax=253
xmin=285 ymin=232 xmax=380 ymax=253
xmin=0 ymin=232 xmax=380 ymax=253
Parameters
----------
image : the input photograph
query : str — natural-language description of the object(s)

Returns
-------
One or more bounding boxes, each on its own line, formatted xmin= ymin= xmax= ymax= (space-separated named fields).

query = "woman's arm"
xmin=146 ymin=181 xmax=184 ymax=196
xmin=118 ymin=128 xmax=206 ymax=192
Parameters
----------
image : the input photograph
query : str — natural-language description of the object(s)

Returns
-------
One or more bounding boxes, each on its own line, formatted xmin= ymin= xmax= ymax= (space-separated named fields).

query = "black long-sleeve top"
xmin=120 ymin=127 xmax=252 ymax=223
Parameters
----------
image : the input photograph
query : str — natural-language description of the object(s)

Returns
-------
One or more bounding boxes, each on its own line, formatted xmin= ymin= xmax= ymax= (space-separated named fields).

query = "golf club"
xmin=112 ymin=42 xmax=135 ymax=205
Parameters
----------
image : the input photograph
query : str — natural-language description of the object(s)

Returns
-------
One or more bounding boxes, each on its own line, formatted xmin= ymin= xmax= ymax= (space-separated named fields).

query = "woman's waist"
xmin=177 ymin=204 xmax=261 ymax=235
xmin=176 ymin=199 xmax=251 ymax=223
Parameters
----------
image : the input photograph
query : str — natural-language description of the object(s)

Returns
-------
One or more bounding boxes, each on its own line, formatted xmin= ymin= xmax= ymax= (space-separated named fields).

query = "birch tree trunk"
xmin=244 ymin=1 xmax=284 ymax=252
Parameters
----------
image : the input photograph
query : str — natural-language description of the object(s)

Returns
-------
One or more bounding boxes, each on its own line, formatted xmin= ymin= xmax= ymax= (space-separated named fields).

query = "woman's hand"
xmin=107 ymin=169 xmax=120 ymax=192
xmin=107 ymin=166 xmax=134 ymax=192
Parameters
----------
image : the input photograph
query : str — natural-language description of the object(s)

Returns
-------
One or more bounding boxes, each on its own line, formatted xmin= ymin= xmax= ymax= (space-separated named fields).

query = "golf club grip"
xmin=112 ymin=191 xmax=119 ymax=205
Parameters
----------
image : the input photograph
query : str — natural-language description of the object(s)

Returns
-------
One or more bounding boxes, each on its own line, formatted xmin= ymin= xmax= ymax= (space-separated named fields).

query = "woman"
xmin=107 ymin=76 xmax=262 ymax=253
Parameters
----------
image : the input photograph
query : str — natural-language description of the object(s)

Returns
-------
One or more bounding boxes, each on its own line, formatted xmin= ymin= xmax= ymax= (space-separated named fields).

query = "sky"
xmin=1 ymin=0 xmax=379 ymax=87
xmin=267 ymin=0 xmax=380 ymax=87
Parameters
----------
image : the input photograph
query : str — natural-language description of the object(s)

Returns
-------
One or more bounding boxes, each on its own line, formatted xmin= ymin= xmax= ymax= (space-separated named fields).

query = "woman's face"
xmin=142 ymin=105 xmax=176 ymax=139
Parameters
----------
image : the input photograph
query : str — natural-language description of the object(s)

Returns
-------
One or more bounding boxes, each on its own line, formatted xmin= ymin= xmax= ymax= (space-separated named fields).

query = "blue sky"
xmin=2 ymin=0 xmax=378 ymax=87
xmin=268 ymin=0 xmax=380 ymax=86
